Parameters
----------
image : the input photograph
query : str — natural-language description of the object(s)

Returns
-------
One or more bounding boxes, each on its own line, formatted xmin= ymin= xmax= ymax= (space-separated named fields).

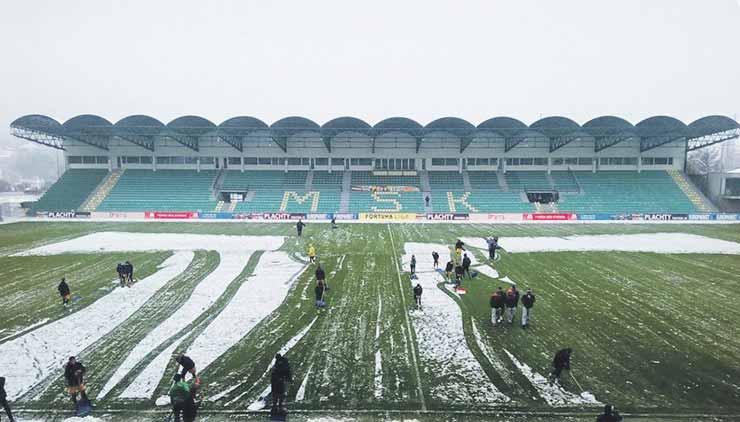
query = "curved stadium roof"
xmin=10 ymin=114 xmax=740 ymax=153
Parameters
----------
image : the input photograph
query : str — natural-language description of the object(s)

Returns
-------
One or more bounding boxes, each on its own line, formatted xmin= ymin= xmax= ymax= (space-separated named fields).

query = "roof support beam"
xmin=416 ymin=137 xmax=422 ymax=153
xmin=594 ymin=135 xmax=635 ymax=152
xmin=218 ymin=135 xmax=243 ymax=152
xmin=372 ymin=137 xmax=376 ymax=154
xmin=164 ymin=135 xmax=199 ymax=152
xmin=687 ymin=130 xmax=740 ymax=151
xmin=116 ymin=135 xmax=155 ymax=151
xmin=272 ymin=136 xmax=288 ymax=153
xmin=10 ymin=127 xmax=66 ymax=150
xmin=640 ymin=136 xmax=684 ymax=153
xmin=505 ymin=136 xmax=525 ymax=152
xmin=65 ymin=135 xmax=109 ymax=151
xmin=460 ymin=137 xmax=474 ymax=153
xmin=322 ymin=137 xmax=332 ymax=153
xmin=549 ymin=136 xmax=578 ymax=153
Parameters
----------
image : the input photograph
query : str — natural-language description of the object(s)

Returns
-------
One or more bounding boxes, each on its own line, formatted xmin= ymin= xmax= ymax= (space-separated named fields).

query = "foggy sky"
xmin=0 ymin=0 xmax=738 ymax=176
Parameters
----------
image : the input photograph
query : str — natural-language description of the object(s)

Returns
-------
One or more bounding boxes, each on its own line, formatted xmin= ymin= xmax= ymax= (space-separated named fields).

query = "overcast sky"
xmin=0 ymin=0 xmax=738 ymax=157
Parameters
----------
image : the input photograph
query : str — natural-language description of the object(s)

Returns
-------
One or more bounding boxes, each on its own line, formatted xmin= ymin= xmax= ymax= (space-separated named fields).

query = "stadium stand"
xmin=550 ymin=171 xmax=580 ymax=193
xmin=97 ymin=170 xmax=217 ymax=212
xmin=349 ymin=171 xmax=424 ymax=213
xmin=504 ymin=171 xmax=551 ymax=191
xmin=30 ymin=169 xmax=108 ymax=214
xmin=558 ymin=171 xmax=697 ymax=214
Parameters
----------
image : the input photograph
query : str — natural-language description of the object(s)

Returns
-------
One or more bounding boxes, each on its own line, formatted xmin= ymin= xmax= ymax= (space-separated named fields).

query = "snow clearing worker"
xmin=462 ymin=253 xmax=472 ymax=279
xmin=315 ymin=264 xmax=327 ymax=290
xmin=58 ymin=277 xmax=71 ymax=306
xmin=410 ymin=255 xmax=417 ymax=276
xmin=308 ymin=244 xmax=316 ymax=264
xmin=116 ymin=263 xmax=126 ymax=287
xmin=444 ymin=260 xmax=454 ymax=281
xmin=296 ymin=219 xmax=305 ymax=237
xmin=521 ymin=288 xmax=536 ymax=328
xmin=505 ymin=285 xmax=520 ymax=324
xmin=550 ymin=348 xmax=572 ymax=383
xmin=487 ymin=237 xmax=501 ymax=260
xmin=331 ymin=216 xmax=337 ymax=229
xmin=315 ymin=281 xmax=326 ymax=308
xmin=0 ymin=377 xmax=15 ymax=422
xmin=64 ymin=356 xmax=89 ymax=408
xmin=175 ymin=354 xmax=197 ymax=380
xmin=270 ymin=354 xmax=292 ymax=414
xmin=597 ymin=404 xmax=623 ymax=422
xmin=454 ymin=239 xmax=465 ymax=264
xmin=124 ymin=261 xmax=134 ymax=286
xmin=454 ymin=263 xmax=464 ymax=287
xmin=413 ymin=283 xmax=423 ymax=309
xmin=169 ymin=374 xmax=200 ymax=422
xmin=490 ymin=287 xmax=505 ymax=326
xmin=431 ymin=251 xmax=439 ymax=268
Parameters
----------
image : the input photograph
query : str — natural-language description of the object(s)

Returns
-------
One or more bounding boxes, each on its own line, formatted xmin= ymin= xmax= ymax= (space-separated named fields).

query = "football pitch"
xmin=1 ymin=221 xmax=739 ymax=422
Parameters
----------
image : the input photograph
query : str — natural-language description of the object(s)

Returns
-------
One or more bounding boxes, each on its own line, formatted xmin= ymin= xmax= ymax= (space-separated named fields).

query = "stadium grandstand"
xmin=10 ymin=114 xmax=740 ymax=217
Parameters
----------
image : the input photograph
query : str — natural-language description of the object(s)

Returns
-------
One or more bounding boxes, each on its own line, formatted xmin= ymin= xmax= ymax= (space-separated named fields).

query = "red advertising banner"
xmin=522 ymin=213 xmax=576 ymax=221
xmin=145 ymin=211 xmax=197 ymax=219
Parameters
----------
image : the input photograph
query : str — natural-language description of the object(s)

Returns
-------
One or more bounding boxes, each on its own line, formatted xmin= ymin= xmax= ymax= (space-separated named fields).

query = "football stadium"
xmin=1 ymin=113 xmax=740 ymax=422
xmin=3 ymin=1 xmax=740 ymax=421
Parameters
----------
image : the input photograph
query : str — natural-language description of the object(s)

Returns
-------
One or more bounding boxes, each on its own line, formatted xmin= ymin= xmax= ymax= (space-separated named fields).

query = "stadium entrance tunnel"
xmin=526 ymin=190 xmax=559 ymax=204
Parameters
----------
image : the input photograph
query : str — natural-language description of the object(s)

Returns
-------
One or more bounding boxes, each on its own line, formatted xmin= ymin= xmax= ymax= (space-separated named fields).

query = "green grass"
xmin=1 ymin=221 xmax=739 ymax=421
xmin=0 ymin=252 xmax=170 ymax=335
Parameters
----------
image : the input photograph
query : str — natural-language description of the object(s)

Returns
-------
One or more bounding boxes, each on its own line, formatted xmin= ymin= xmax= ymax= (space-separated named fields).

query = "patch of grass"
xmin=0 ymin=251 xmax=170 ymax=335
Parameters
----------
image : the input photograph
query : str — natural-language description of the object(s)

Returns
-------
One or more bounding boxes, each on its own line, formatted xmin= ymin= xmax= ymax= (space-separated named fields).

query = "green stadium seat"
xmin=30 ymin=169 xmax=109 ymax=214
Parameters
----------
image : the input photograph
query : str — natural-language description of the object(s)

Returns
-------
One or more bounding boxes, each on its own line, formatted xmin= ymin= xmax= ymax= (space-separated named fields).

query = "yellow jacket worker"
xmin=308 ymin=245 xmax=317 ymax=263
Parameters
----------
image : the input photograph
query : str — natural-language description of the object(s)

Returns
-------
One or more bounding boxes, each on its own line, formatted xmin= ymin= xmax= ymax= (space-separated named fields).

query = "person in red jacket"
xmin=489 ymin=287 xmax=505 ymax=326
xmin=505 ymin=286 xmax=520 ymax=324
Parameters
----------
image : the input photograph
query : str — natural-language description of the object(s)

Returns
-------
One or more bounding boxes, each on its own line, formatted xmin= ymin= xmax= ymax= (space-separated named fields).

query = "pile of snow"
xmin=504 ymin=349 xmax=601 ymax=407
xmin=463 ymin=233 xmax=740 ymax=254
xmin=102 ymin=251 xmax=254 ymax=399
xmin=403 ymin=242 xmax=509 ymax=404
xmin=155 ymin=394 xmax=171 ymax=406
xmin=0 ymin=252 xmax=193 ymax=400
xmin=186 ymin=251 xmax=306 ymax=373
xmin=16 ymin=231 xmax=285 ymax=255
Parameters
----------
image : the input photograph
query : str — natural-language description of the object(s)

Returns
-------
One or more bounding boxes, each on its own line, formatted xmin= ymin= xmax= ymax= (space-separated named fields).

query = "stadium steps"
xmin=667 ymin=170 xmax=716 ymax=212
xmin=81 ymin=169 xmax=123 ymax=212
xmin=462 ymin=171 xmax=472 ymax=191
xmin=305 ymin=171 xmax=314 ymax=191
xmin=545 ymin=172 xmax=556 ymax=190
xmin=215 ymin=201 xmax=225 ymax=212
xmin=340 ymin=172 xmax=352 ymax=212
xmin=30 ymin=169 xmax=109 ymax=214
xmin=419 ymin=170 xmax=431 ymax=192
xmin=225 ymin=202 xmax=237 ymax=212
xmin=211 ymin=169 xmax=225 ymax=198
xmin=497 ymin=171 xmax=509 ymax=191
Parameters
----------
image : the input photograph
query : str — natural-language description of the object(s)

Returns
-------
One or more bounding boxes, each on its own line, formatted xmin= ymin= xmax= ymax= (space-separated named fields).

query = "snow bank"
xmin=186 ymin=251 xmax=306 ymax=373
xmin=403 ymin=242 xmax=509 ymax=404
xmin=0 ymin=318 xmax=50 ymax=342
xmin=16 ymin=231 xmax=285 ymax=256
xmin=463 ymin=233 xmax=740 ymax=254
xmin=99 ymin=251 xmax=252 ymax=399
xmin=0 ymin=252 xmax=193 ymax=400
xmin=504 ymin=349 xmax=601 ymax=407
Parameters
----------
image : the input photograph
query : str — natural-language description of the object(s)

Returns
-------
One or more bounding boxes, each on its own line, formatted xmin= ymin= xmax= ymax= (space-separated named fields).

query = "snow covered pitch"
xmin=1 ymin=222 xmax=739 ymax=421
